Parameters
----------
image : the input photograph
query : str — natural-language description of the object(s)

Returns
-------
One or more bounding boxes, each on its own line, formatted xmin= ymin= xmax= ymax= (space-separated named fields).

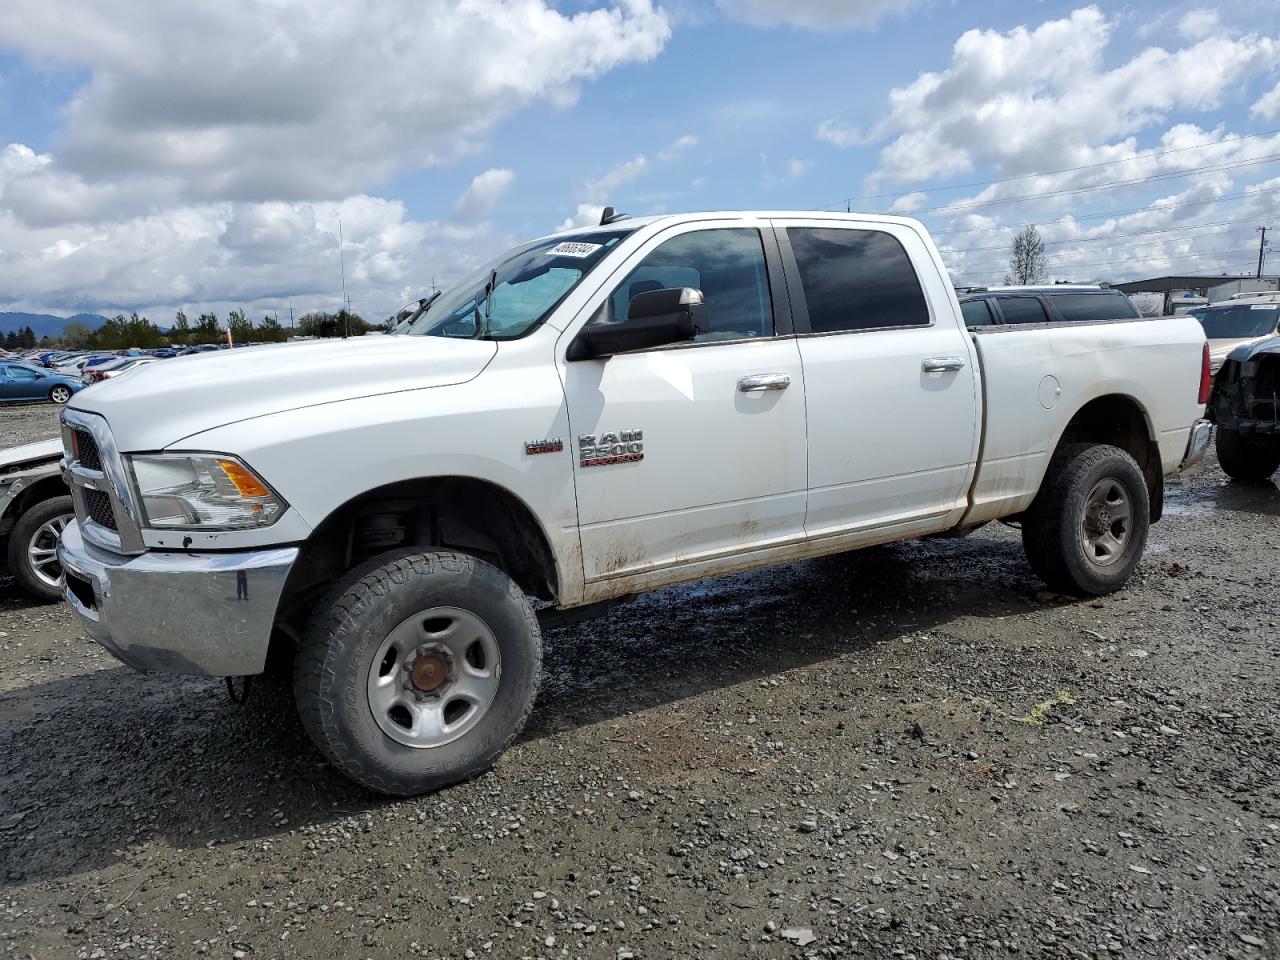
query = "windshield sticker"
xmin=1251 ymin=305 xmax=1275 ymax=310
xmin=546 ymin=241 xmax=602 ymax=258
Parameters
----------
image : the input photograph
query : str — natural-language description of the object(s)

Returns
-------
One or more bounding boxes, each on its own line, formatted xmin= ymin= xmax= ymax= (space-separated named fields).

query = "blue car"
xmin=0 ymin=361 xmax=85 ymax=405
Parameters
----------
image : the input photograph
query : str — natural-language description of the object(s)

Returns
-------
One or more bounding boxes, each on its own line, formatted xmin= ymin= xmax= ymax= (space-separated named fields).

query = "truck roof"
xmin=544 ymin=210 xmax=930 ymax=241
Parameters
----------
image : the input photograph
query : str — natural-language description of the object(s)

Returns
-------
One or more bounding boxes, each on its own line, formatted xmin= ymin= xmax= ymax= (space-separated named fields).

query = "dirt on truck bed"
xmin=1 ymin=414 xmax=1278 ymax=959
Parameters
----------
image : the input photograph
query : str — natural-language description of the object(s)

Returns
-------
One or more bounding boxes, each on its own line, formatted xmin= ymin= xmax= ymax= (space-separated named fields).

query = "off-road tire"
xmin=293 ymin=549 xmax=542 ymax=796
xmin=48 ymin=385 xmax=72 ymax=404
xmin=1215 ymin=427 xmax=1280 ymax=483
xmin=1022 ymin=443 xmax=1150 ymax=596
xmin=7 ymin=495 xmax=74 ymax=603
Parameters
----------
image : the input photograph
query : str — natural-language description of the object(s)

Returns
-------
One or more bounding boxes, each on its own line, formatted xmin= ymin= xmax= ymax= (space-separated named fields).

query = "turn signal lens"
xmin=217 ymin=458 xmax=271 ymax=498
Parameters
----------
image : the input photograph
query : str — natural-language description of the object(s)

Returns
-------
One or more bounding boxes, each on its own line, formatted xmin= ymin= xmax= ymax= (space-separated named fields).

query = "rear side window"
xmin=995 ymin=296 xmax=1049 ymax=325
xmin=787 ymin=227 xmax=930 ymax=333
xmin=961 ymin=299 xmax=994 ymax=327
xmin=1052 ymin=292 xmax=1140 ymax=322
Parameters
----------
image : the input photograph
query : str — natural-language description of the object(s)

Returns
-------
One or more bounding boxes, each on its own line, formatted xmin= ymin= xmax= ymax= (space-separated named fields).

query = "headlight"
xmin=128 ymin=454 xmax=286 ymax=529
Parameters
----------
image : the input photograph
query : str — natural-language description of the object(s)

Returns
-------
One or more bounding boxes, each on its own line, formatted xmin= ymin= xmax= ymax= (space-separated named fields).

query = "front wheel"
xmin=1216 ymin=427 xmax=1280 ymax=483
xmin=48 ymin=385 xmax=72 ymax=404
xmin=7 ymin=496 xmax=75 ymax=602
xmin=1022 ymin=443 xmax=1150 ymax=596
xmin=293 ymin=550 xmax=542 ymax=796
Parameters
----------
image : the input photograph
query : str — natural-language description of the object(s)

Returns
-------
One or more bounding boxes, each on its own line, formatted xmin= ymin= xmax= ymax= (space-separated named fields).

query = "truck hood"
xmin=0 ymin=438 xmax=63 ymax=469
xmin=67 ymin=336 xmax=498 ymax=451
xmin=1209 ymin=335 xmax=1268 ymax=371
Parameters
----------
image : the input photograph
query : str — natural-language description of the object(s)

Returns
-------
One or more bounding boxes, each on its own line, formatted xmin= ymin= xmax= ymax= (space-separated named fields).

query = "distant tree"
xmin=258 ymin=314 xmax=287 ymax=342
xmin=20 ymin=326 xmax=36 ymax=349
xmin=1005 ymin=225 xmax=1048 ymax=285
xmin=62 ymin=321 xmax=91 ymax=347
xmin=2 ymin=330 xmax=15 ymax=349
xmin=193 ymin=312 xmax=222 ymax=343
xmin=227 ymin=307 xmax=254 ymax=343
xmin=296 ymin=309 xmax=373 ymax=338
xmin=171 ymin=309 xmax=192 ymax=345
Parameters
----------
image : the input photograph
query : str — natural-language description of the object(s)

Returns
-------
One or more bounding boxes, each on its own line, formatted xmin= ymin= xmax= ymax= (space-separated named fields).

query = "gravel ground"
xmin=1 ymin=405 xmax=1278 ymax=960
xmin=1 ymin=404 xmax=63 ymax=447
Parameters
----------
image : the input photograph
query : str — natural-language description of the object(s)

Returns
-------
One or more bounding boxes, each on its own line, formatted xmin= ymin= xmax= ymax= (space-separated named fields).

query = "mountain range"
xmin=0 ymin=312 xmax=112 ymax=339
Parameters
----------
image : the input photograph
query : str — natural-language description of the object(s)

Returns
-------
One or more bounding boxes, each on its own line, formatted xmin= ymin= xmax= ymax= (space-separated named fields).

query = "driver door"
xmin=560 ymin=220 xmax=808 ymax=589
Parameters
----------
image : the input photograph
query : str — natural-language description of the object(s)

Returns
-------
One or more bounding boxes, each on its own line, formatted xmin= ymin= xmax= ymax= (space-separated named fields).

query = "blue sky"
xmin=1 ymin=0 xmax=1279 ymax=322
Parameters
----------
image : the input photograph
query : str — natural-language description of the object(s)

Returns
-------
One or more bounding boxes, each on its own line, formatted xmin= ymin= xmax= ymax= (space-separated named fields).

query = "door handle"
xmin=738 ymin=373 xmax=791 ymax=392
xmin=921 ymin=357 xmax=965 ymax=373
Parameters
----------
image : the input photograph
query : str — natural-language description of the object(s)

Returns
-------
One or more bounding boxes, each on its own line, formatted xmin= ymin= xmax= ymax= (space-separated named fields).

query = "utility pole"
xmin=288 ymin=298 xmax=295 ymax=336
xmin=338 ymin=217 xmax=349 ymax=338
xmin=1258 ymin=226 xmax=1271 ymax=279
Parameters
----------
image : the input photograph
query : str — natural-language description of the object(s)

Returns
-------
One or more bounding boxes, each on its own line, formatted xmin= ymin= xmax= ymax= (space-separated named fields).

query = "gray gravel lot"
xmin=1 ymin=404 xmax=63 ymax=447
xmin=1 ymin=403 xmax=1277 ymax=959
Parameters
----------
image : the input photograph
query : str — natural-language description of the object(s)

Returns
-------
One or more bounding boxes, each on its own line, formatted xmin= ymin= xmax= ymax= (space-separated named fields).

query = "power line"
xmin=810 ymin=126 xmax=1280 ymax=210
xmin=932 ymin=184 xmax=1279 ymax=238
xmin=947 ymin=216 xmax=1269 ymax=255
xmin=916 ymin=153 xmax=1280 ymax=216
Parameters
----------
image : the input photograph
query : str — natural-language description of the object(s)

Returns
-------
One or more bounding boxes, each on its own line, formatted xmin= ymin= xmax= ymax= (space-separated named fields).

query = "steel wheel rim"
xmin=366 ymin=606 xmax=502 ymax=749
xmin=1080 ymin=478 xmax=1131 ymax=567
xmin=27 ymin=513 xmax=72 ymax=589
xmin=51 ymin=387 xmax=70 ymax=403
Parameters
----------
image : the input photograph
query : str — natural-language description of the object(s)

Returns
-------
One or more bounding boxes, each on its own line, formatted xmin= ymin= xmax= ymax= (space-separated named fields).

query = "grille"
xmin=84 ymin=489 xmax=117 ymax=530
xmin=75 ymin=430 xmax=102 ymax=471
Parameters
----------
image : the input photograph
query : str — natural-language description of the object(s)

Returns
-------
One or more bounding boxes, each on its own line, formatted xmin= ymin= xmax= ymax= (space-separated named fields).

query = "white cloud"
xmin=0 ymin=0 xmax=670 ymax=204
xmin=861 ymin=7 xmax=1279 ymax=186
xmin=557 ymin=204 xmax=607 ymax=231
xmin=1177 ymin=9 xmax=1219 ymax=41
xmin=0 ymin=0 xmax=671 ymax=318
xmin=584 ymin=156 xmax=650 ymax=202
xmin=1254 ymin=81 xmax=1280 ymax=121
xmin=716 ymin=0 xmax=917 ymax=30
xmin=451 ymin=168 xmax=516 ymax=222
xmin=815 ymin=119 xmax=862 ymax=148
xmin=889 ymin=191 xmax=926 ymax=213
xmin=658 ymin=134 xmax=698 ymax=161
xmin=786 ymin=158 xmax=811 ymax=179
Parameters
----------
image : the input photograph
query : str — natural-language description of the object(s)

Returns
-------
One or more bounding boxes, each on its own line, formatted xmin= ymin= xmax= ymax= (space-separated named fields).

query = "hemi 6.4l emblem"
xmin=524 ymin=438 xmax=563 ymax=455
xmin=579 ymin=430 xmax=643 ymax=467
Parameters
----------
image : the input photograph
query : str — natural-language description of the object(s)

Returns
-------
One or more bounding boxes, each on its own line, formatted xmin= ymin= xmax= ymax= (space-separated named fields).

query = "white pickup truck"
xmin=56 ymin=211 xmax=1212 ymax=795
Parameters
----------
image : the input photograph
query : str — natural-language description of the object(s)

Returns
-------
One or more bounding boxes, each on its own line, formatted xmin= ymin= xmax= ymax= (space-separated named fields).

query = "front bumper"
xmin=57 ymin=521 xmax=298 ymax=676
xmin=1180 ymin=419 xmax=1213 ymax=472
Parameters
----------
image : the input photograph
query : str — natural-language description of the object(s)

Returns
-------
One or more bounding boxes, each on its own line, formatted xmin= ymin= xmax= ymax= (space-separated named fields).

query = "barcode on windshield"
xmin=546 ymin=241 xmax=602 ymax=258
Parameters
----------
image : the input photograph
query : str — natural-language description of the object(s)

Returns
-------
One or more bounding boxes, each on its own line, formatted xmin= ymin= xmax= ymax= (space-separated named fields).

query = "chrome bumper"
xmin=1180 ymin=419 xmax=1213 ymax=472
xmin=57 ymin=521 xmax=298 ymax=676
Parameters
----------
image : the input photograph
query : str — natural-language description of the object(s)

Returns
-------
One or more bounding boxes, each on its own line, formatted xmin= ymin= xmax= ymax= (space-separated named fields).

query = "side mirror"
xmin=567 ymin=287 xmax=704 ymax=361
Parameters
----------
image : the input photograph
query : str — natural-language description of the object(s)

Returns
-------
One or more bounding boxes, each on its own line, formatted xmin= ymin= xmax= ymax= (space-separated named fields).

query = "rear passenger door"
xmin=774 ymin=219 xmax=980 ymax=538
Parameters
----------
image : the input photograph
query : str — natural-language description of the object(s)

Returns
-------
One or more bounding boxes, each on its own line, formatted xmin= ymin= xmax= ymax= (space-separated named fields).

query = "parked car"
xmin=1196 ymin=295 xmax=1280 ymax=375
xmin=56 ymin=210 xmax=1211 ymax=796
xmin=1205 ymin=335 xmax=1280 ymax=482
xmin=958 ymin=284 xmax=1141 ymax=327
xmin=0 ymin=361 xmax=84 ymax=404
xmin=83 ymin=356 xmax=158 ymax=384
xmin=0 ymin=439 xmax=72 ymax=601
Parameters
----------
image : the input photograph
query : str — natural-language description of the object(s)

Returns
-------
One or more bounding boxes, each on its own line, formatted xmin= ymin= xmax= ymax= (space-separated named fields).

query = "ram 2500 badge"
xmin=57 ymin=211 xmax=1212 ymax=795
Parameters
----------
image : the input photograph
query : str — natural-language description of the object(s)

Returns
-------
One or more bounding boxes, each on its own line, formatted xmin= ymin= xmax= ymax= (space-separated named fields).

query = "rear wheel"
xmin=1215 ymin=427 xmax=1280 ymax=483
xmin=293 ymin=549 xmax=542 ymax=796
xmin=48 ymin=385 xmax=71 ymax=404
xmin=7 ymin=496 xmax=75 ymax=602
xmin=1022 ymin=443 xmax=1150 ymax=596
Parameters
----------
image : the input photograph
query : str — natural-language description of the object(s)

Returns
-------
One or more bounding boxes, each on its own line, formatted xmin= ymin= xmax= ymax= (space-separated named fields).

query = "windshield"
xmin=1198 ymin=304 xmax=1280 ymax=339
xmin=404 ymin=230 xmax=634 ymax=340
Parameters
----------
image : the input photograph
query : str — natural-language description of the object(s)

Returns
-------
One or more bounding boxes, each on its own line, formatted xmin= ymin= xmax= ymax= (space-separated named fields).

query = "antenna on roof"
xmin=599 ymin=206 xmax=631 ymax=226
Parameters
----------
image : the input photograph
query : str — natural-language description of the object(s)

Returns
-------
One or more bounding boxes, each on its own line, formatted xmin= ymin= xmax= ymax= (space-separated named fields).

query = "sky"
xmin=1 ymin=0 xmax=1280 ymax=325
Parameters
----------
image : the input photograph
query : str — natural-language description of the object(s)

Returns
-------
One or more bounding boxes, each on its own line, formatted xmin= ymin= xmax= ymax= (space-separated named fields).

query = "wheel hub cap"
xmin=366 ymin=606 xmax=502 ymax=749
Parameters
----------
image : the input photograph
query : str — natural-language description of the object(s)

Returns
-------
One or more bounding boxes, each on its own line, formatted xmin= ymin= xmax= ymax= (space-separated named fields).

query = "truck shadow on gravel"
xmin=2 ymin=533 xmax=1063 ymax=886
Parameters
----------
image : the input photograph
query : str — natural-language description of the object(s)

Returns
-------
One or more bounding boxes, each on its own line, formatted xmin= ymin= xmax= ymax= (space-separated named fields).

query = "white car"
xmin=1198 ymin=293 xmax=1280 ymax=374
xmin=55 ymin=210 xmax=1211 ymax=795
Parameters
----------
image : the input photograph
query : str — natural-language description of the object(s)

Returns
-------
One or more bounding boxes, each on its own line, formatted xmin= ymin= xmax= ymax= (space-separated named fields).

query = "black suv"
xmin=958 ymin=285 xmax=1141 ymax=328
xmin=1206 ymin=337 xmax=1280 ymax=482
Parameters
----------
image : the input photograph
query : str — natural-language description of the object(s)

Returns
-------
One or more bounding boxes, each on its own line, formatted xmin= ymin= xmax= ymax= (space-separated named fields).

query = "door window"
xmin=787 ymin=227 xmax=930 ymax=333
xmin=994 ymin=296 xmax=1050 ymax=324
xmin=961 ymin=299 xmax=995 ymax=327
xmin=6 ymin=366 xmax=37 ymax=379
xmin=601 ymin=228 xmax=774 ymax=343
xmin=1050 ymin=292 xmax=1140 ymax=322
